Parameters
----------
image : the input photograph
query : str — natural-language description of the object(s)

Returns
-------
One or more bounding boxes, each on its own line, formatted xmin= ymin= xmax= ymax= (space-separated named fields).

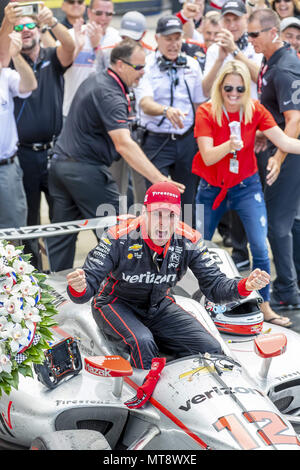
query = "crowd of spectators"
xmin=0 ymin=0 xmax=300 ymax=327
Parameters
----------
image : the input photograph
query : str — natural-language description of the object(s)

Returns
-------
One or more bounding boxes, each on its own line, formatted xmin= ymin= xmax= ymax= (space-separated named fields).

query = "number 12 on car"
xmin=213 ymin=411 xmax=300 ymax=449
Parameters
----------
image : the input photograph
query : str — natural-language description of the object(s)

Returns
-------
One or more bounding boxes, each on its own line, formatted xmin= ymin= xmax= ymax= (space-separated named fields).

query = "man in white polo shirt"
xmin=63 ymin=0 xmax=120 ymax=117
xmin=135 ymin=15 xmax=206 ymax=228
xmin=0 ymin=31 xmax=37 ymax=229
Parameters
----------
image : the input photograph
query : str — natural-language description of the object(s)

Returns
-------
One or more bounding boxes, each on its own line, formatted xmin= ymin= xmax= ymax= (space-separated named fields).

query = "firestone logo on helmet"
xmin=151 ymin=191 xmax=180 ymax=199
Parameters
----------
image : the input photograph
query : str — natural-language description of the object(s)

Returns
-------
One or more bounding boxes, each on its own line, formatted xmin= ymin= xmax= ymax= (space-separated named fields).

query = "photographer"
xmin=47 ymin=39 xmax=185 ymax=273
xmin=135 ymin=15 xmax=206 ymax=228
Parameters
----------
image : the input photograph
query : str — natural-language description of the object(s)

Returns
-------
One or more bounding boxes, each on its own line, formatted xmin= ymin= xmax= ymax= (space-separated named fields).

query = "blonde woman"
xmin=192 ymin=60 xmax=300 ymax=327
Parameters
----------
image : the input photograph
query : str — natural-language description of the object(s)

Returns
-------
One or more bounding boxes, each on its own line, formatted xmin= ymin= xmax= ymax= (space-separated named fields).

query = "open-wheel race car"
xmin=0 ymin=217 xmax=300 ymax=451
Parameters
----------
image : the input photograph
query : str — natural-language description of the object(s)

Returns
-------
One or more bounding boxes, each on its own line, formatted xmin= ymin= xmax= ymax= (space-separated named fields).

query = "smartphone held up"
xmin=14 ymin=2 xmax=43 ymax=16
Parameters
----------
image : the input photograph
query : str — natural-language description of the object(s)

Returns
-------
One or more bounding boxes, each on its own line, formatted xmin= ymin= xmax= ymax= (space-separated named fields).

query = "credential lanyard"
xmin=222 ymin=106 xmax=243 ymax=126
xmin=107 ymin=68 xmax=131 ymax=114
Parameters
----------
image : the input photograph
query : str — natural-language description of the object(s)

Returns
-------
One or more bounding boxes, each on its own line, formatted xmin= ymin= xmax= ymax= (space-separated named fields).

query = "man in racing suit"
xmin=67 ymin=182 xmax=270 ymax=370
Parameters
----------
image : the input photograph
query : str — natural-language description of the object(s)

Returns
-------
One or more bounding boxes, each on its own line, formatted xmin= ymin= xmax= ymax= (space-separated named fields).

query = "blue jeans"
xmin=195 ymin=173 xmax=270 ymax=302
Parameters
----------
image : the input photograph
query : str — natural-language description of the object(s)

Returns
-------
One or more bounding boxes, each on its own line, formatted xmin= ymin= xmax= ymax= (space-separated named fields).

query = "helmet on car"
xmin=204 ymin=291 xmax=264 ymax=336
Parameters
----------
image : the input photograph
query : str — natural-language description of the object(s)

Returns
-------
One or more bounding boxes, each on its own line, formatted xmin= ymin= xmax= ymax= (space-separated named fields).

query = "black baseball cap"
xmin=156 ymin=15 xmax=183 ymax=35
xmin=221 ymin=0 xmax=247 ymax=17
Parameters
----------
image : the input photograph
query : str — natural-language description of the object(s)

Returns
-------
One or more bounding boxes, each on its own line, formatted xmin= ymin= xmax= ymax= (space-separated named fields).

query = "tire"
xmin=30 ymin=430 xmax=111 ymax=450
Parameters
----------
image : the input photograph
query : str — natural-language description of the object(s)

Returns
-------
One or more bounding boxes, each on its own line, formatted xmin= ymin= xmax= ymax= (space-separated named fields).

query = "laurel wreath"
xmin=0 ymin=240 xmax=58 ymax=397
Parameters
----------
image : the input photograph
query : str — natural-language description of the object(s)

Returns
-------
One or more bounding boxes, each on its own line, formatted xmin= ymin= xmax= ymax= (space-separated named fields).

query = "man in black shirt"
xmin=0 ymin=3 xmax=75 ymax=269
xmin=248 ymin=9 xmax=300 ymax=308
xmin=47 ymin=39 xmax=185 ymax=272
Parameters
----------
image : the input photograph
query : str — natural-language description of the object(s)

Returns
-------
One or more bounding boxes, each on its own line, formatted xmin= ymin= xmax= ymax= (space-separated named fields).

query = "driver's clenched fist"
xmin=67 ymin=268 xmax=87 ymax=293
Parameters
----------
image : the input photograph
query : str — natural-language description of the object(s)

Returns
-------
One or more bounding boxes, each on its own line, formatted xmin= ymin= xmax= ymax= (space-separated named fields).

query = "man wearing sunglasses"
xmin=61 ymin=0 xmax=87 ymax=30
xmin=248 ymin=8 xmax=300 ymax=309
xmin=46 ymin=39 xmax=185 ymax=272
xmin=62 ymin=0 xmax=120 ymax=118
xmin=135 ymin=15 xmax=205 ymax=229
xmin=0 ymin=2 xmax=75 ymax=269
xmin=0 ymin=30 xmax=37 ymax=231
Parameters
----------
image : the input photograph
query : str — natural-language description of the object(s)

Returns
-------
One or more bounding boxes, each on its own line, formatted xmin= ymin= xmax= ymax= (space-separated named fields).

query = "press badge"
xmin=229 ymin=157 xmax=239 ymax=174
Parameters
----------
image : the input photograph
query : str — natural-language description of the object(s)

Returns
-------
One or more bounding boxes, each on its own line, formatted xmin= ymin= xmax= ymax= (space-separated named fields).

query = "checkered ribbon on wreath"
xmin=15 ymin=353 xmax=27 ymax=364
xmin=15 ymin=334 xmax=41 ymax=364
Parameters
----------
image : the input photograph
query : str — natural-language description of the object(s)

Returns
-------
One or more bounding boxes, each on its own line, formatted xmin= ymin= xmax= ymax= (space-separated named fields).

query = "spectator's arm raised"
xmin=38 ymin=5 xmax=75 ymax=67
xmin=9 ymin=31 xmax=37 ymax=93
xmin=0 ymin=2 xmax=23 ymax=66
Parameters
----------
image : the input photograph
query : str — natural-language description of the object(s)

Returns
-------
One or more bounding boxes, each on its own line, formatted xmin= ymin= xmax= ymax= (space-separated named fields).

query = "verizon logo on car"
xmin=122 ymin=272 xmax=176 ymax=284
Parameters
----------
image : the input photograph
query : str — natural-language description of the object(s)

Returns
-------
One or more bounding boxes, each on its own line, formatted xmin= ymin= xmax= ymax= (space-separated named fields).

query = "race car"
xmin=0 ymin=217 xmax=300 ymax=451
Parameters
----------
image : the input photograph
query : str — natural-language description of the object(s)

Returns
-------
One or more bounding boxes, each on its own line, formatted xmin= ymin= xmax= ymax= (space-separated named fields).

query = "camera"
xmin=17 ymin=2 xmax=42 ymax=16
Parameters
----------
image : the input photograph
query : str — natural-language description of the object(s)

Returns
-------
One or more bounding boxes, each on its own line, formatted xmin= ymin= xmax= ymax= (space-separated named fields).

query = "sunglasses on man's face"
xmin=120 ymin=58 xmax=145 ymax=71
xmin=65 ymin=0 xmax=85 ymax=4
xmin=91 ymin=9 xmax=114 ymax=16
xmin=248 ymin=27 xmax=272 ymax=38
xmin=223 ymin=85 xmax=246 ymax=93
xmin=14 ymin=22 xmax=37 ymax=32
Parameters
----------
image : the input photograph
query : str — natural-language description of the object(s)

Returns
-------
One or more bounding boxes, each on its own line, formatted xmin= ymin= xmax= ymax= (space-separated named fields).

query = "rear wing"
xmin=0 ymin=216 xmax=117 ymax=272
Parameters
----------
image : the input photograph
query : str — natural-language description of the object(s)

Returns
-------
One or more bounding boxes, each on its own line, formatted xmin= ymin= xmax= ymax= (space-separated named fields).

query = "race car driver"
xmin=67 ymin=181 xmax=270 ymax=370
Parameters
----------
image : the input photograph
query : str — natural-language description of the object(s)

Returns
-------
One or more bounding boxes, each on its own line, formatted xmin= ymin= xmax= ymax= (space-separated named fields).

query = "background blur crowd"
xmin=0 ymin=0 xmax=300 ymax=324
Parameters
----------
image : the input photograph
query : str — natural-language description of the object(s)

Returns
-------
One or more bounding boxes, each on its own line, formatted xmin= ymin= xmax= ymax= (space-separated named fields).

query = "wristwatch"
xmin=40 ymin=25 xmax=50 ymax=34
xmin=232 ymin=48 xmax=240 ymax=57
xmin=163 ymin=106 xmax=170 ymax=117
xmin=50 ymin=17 xmax=59 ymax=29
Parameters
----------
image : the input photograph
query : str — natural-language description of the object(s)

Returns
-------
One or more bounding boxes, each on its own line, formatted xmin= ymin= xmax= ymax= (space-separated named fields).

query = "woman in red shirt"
xmin=192 ymin=60 xmax=300 ymax=327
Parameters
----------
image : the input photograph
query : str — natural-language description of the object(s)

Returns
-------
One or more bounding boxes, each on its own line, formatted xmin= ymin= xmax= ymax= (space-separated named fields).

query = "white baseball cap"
xmin=120 ymin=11 xmax=147 ymax=41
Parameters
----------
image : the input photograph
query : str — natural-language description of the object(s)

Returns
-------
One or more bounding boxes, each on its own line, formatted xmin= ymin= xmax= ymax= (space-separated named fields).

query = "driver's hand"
xmin=67 ymin=268 xmax=87 ymax=293
xmin=245 ymin=268 xmax=270 ymax=291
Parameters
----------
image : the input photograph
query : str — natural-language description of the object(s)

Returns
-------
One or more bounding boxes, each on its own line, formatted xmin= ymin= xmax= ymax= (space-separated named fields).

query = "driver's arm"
xmin=187 ymin=236 xmax=251 ymax=303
